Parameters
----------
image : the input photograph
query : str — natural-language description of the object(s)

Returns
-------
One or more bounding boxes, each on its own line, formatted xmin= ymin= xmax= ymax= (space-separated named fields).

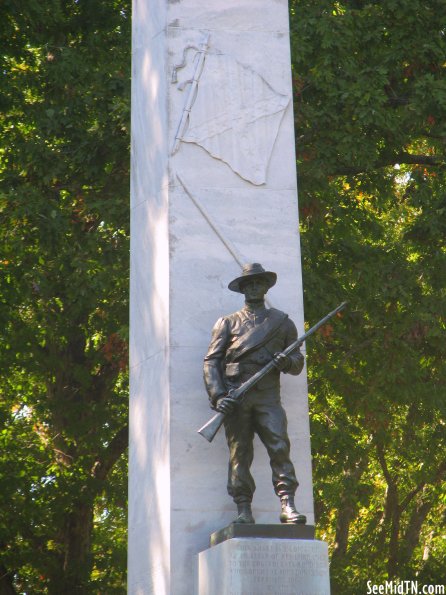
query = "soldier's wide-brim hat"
xmin=228 ymin=263 xmax=277 ymax=293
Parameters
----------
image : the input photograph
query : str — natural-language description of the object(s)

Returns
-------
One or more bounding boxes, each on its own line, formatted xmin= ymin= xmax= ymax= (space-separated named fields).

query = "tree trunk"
xmin=0 ymin=562 xmax=17 ymax=595
xmin=399 ymin=499 xmax=433 ymax=568
xmin=332 ymin=500 xmax=356 ymax=560
xmin=375 ymin=440 xmax=402 ymax=578
xmin=332 ymin=459 xmax=366 ymax=561
xmin=387 ymin=493 xmax=401 ymax=578
xmin=46 ymin=425 xmax=128 ymax=593
xmin=49 ymin=499 xmax=95 ymax=595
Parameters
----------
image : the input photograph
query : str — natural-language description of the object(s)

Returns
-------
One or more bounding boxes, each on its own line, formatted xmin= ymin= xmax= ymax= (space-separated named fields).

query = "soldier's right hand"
xmin=216 ymin=395 xmax=236 ymax=415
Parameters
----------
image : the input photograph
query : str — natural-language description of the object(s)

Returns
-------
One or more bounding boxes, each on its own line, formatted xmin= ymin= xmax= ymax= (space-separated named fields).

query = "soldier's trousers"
xmin=223 ymin=389 xmax=298 ymax=503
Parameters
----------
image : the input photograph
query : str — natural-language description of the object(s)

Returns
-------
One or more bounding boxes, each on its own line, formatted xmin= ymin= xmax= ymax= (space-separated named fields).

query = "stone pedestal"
xmin=129 ymin=1 xmax=315 ymax=594
xmin=210 ymin=524 xmax=315 ymax=547
xmin=199 ymin=536 xmax=330 ymax=595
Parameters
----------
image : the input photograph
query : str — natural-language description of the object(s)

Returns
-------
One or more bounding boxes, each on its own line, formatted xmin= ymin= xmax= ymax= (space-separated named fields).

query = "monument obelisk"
xmin=129 ymin=1 xmax=320 ymax=593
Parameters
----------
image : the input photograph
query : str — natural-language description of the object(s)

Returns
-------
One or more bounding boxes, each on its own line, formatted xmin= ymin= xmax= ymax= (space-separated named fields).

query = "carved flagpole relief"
xmin=171 ymin=33 xmax=211 ymax=155
xmin=176 ymin=173 xmax=275 ymax=307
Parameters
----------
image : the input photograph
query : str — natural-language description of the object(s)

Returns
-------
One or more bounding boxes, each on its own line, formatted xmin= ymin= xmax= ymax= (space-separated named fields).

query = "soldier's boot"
xmin=280 ymin=495 xmax=306 ymax=524
xmin=233 ymin=502 xmax=255 ymax=524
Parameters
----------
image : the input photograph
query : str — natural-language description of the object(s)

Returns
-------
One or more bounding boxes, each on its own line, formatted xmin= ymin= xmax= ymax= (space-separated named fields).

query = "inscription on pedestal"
xmin=199 ymin=539 xmax=330 ymax=595
xmin=229 ymin=542 xmax=327 ymax=595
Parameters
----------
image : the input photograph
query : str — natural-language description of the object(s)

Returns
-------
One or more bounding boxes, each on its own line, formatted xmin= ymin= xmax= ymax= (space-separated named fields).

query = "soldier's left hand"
xmin=273 ymin=352 xmax=290 ymax=371
xmin=216 ymin=396 xmax=237 ymax=415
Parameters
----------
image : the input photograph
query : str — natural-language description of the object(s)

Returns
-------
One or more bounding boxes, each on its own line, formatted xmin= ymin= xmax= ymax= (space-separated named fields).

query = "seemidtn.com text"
xmin=367 ymin=581 xmax=445 ymax=595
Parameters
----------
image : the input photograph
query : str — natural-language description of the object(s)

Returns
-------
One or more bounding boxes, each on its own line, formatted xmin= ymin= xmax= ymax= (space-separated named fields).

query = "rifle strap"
xmin=226 ymin=308 xmax=288 ymax=363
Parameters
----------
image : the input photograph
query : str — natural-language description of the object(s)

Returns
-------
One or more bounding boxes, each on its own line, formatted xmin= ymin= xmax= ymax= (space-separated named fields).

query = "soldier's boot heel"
xmin=280 ymin=495 xmax=306 ymax=524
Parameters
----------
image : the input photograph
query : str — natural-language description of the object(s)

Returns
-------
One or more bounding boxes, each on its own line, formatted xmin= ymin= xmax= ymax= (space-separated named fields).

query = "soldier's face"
xmin=241 ymin=278 xmax=269 ymax=301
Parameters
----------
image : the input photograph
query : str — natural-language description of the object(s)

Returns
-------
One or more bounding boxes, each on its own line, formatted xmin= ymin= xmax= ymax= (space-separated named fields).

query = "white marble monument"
xmin=129 ymin=1 xmax=317 ymax=594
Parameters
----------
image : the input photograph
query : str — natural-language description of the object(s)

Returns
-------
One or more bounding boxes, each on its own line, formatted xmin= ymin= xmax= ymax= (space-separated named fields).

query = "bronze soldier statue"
xmin=203 ymin=263 xmax=307 ymax=525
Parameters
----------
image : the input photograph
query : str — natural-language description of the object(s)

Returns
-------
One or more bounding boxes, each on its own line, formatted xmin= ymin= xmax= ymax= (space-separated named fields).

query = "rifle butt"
xmin=197 ymin=411 xmax=225 ymax=443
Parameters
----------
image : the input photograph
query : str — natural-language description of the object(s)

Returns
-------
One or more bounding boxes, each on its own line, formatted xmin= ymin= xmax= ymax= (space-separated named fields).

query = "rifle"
xmin=197 ymin=301 xmax=347 ymax=443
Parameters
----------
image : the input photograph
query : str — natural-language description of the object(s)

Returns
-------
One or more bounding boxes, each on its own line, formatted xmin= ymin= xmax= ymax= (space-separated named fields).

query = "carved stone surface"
xmin=199 ymin=538 xmax=330 ymax=595
xmin=129 ymin=1 xmax=314 ymax=594
xmin=173 ymin=41 xmax=290 ymax=184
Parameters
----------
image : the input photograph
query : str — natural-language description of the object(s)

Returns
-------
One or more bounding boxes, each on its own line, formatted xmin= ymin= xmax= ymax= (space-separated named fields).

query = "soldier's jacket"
xmin=203 ymin=305 xmax=304 ymax=408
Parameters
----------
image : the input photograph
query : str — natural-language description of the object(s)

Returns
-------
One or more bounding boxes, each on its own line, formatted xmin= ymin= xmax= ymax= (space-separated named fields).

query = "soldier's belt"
xmin=225 ymin=362 xmax=267 ymax=380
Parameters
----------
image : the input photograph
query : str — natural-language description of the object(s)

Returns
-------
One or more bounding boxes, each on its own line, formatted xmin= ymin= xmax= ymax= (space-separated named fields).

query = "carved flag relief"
xmin=174 ymin=52 xmax=290 ymax=185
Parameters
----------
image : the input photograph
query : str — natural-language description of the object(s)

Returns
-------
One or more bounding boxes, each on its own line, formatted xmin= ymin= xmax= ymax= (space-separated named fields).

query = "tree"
xmin=2 ymin=0 xmax=445 ymax=592
xmin=0 ymin=1 xmax=130 ymax=592
xmin=290 ymin=0 xmax=446 ymax=591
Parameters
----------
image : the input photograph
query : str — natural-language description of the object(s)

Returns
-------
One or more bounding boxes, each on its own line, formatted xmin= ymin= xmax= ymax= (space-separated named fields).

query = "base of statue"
xmin=198 ymin=524 xmax=330 ymax=595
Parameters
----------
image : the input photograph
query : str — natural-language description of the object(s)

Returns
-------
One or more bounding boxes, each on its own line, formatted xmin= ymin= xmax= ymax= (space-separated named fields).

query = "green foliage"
xmin=2 ymin=0 xmax=445 ymax=591
xmin=290 ymin=0 xmax=446 ymax=591
xmin=0 ymin=1 xmax=130 ymax=592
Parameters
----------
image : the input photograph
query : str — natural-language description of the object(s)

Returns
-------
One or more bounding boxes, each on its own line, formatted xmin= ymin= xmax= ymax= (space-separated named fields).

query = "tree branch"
xmin=91 ymin=424 xmax=129 ymax=482
xmin=375 ymin=440 xmax=394 ymax=488
xmin=401 ymin=461 xmax=446 ymax=511
xmin=400 ymin=481 xmax=426 ymax=512
xmin=331 ymin=152 xmax=444 ymax=177
xmin=397 ymin=152 xmax=441 ymax=167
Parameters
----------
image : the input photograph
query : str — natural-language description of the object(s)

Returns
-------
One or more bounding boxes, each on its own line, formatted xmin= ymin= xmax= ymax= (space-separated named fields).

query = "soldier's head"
xmin=240 ymin=277 xmax=269 ymax=302
xmin=228 ymin=263 xmax=277 ymax=302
